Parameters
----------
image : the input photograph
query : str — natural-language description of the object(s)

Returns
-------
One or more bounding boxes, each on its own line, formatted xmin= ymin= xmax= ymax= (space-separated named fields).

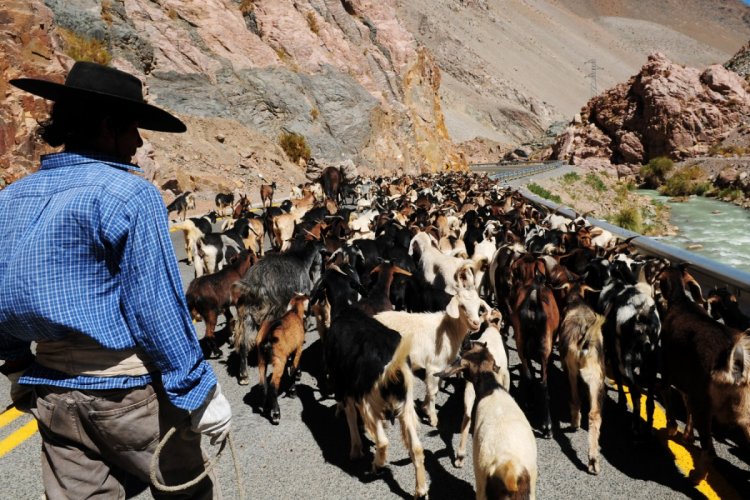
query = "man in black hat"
xmin=0 ymin=61 xmax=231 ymax=498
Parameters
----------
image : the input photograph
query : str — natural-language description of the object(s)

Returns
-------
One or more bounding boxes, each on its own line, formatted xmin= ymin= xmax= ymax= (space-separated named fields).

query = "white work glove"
xmin=6 ymin=371 xmax=33 ymax=413
xmin=190 ymin=382 xmax=232 ymax=445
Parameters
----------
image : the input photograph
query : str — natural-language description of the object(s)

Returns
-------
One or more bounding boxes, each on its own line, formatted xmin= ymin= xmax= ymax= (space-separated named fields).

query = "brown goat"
xmin=233 ymin=193 xmax=250 ymax=219
xmin=510 ymin=270 xmax=560 ymax=438
xmin=260 ymin=182 xmax=276 ymax=209
xmin=186 ymin=251 xmax=256 ymax=358
xmin=558 ymin=282 xmax=605 ymax=474
xmin=658 ymin=266 xmax=750 ymax=483
xmin=356 ymin=262 xmax=412 ymax=316
xmin=255 ymin=293 xmax=309 ymax=425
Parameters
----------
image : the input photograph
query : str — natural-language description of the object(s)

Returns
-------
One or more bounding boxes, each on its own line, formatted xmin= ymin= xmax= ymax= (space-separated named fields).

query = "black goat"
xmin=232 ymin=242 xmax=324 ymax=385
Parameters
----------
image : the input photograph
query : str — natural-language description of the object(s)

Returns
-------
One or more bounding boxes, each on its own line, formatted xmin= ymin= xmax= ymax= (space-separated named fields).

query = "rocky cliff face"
xmin=726 ymin=41 xmax=750 ymax=80
xmin=2 ymin=0 xmax=464 ymax=193
xmin=551 ymin=53 xmax=750 ymax=166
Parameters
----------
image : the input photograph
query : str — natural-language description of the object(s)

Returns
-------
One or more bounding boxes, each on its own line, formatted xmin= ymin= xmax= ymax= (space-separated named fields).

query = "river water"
xmin=638 ymin=189 xmax=750 ymax=273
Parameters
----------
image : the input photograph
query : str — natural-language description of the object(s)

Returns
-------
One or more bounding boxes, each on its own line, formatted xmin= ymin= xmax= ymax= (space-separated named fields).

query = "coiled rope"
xmin=149 ymin=427 xmax=244 ymax=499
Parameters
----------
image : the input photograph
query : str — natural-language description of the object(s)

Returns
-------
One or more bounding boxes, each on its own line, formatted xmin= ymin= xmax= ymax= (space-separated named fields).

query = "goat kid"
xmin=256 ymin=293 xmax=309 ymax=424
xmin=186 ymin=251 xmax=256 ymax=358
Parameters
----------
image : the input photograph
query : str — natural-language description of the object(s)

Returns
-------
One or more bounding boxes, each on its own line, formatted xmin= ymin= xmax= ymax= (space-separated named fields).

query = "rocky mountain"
xmin=2 ymin=0 xmax=750 ymax=195
xmin=2 ymin=0 xmax=464 ymax=193
xmin=550 ymin=53 xmax=750 ymax=171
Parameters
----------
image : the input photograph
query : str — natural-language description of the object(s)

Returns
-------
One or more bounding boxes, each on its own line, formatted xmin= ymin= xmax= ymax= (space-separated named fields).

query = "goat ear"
xmin=730 ymin=340 xmax=748 ymax=385
xmin=446 ymin=296 xmax=460 ymax=319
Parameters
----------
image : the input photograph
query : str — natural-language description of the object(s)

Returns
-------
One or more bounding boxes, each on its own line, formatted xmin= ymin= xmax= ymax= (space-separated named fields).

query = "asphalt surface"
xmin=1 ymin=180 xmax=749 ymax=499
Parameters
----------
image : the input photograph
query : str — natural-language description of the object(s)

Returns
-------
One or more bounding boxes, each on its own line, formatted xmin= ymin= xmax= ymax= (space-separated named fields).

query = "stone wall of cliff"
xmin=1 ymin=0 xmax=465 ymax=192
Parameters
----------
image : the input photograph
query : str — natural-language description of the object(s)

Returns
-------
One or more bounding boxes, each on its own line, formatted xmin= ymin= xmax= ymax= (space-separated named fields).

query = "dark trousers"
xmin=30 ymin=383 xmax=218 ymax=499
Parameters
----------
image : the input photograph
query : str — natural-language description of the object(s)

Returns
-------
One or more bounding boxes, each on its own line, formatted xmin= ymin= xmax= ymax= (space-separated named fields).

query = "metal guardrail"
xmin=471 ymin=160 xmax=564 ymax=182
xmin=521 ymin=190 xmax=750 ymax=315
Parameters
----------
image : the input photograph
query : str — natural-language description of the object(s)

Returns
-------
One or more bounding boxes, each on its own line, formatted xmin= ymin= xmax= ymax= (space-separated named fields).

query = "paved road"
xmin=1 ymin=202 xmax=748 ymax=499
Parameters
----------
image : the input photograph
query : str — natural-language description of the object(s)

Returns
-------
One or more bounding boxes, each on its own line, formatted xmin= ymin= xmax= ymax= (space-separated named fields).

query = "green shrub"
xmin=659 ymin=165 xmax=707 ymax=196
xmin=640 ymin=156 xmax=674 ymax=187
xmin=279 ymin=131 xmax=311 ymax=164
xmin=58 ymin=28 xmax=111 ymax=66
xmin=584 ymin=173 xmax=607 ymax=192
xmin=611 ymin=207 xmax=643 ymax=233
xmin=561 ymin=171 xmax=580 ymax=184
xmin=527 ymin=183 xmax=562 ymax=203
xmin=718 ymin=188 xmax=743 ymax=201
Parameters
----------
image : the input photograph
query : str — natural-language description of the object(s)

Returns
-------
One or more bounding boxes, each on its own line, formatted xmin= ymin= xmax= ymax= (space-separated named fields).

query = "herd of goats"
xmin=168 ymin=169 xmax=750 ymax=499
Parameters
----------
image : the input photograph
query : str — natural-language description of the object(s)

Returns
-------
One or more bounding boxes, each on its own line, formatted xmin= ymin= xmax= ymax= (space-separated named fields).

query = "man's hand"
xmin=190 ymin=383 xmax=232 ymax=445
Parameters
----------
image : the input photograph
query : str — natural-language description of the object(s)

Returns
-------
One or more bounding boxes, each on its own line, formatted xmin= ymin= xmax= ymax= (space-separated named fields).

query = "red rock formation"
xmin=0 ymin=0 xmax=68 ymax=186
xmin=552 ymin=53 xmax=750 ymax=165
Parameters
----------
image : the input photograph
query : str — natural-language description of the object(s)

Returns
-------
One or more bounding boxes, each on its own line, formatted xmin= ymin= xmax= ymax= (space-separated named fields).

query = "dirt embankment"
xmin=530 ymin=168 xmax=675 ymax=236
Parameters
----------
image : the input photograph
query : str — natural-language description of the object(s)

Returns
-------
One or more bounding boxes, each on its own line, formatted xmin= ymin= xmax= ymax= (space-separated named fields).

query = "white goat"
xmin=438 ymin=343 xmax=537 ymax=500
xmin=170 ymin=219 xmax=204 ymax=265
xmin=374 ymin=287 xmax=488 ymax=427
xmin=409 ymin=231 xmax=474 ymax=293
xmin=454 ymin=309 xmax=510 ymax=468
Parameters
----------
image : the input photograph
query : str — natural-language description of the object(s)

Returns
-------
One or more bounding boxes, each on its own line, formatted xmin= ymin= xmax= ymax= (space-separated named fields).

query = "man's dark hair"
xmin=38 ymin=100 xmax=137 ymax=150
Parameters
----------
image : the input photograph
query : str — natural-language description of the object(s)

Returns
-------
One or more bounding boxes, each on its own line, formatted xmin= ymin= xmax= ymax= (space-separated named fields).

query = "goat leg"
xmin=287 ymin=344 xmax=304 ymax=398
xmin=541 ymin=361 xmax=553 ymax=439
xmin=202 ymin=310 xmax=223 ymax=359
xmin=585 ymin=368 xmax=604 ymax=475
xmin=455 ymin=380 xmax=475 ymax=468
xmin=344 ymin=398 xmax=363 ymax=460
xmin=269 ymin=361 xmax=283 ymax=425
xmin=422 ymin=366 xmax=440 ymax=427
xmin=565 ymin=360 xmax=581 ymax=430
xmin=399 ymin=400 xmax=428 ymax=500
xmin=680 ymin=393 xmax=695 ymax=443
xmin=689 ymin=408 xmax=715 ymax=484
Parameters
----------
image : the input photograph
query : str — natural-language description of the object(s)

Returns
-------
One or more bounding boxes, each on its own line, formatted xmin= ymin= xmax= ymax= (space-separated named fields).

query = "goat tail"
xmin=730 ymin=332 xmax=750 ymax=385
xmin=488 ymin=461 xmax=531 ymax=499
xmin=382 ymin=333 xmax=413 ymax=386
xmin=583 ymin=313 xmax=606 ymax=347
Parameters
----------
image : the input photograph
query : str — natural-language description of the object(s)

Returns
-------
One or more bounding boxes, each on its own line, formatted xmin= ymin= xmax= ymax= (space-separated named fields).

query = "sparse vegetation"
xmin=58 ymin=28 xmax=111 ymax=66
xmin=708 ymin=144 xmax=748 ymax=157
xmin=640 ymin=156 xmax=673 ymax=188
xmin=610 ymin=207 xmax=643 ymax=233
xmin=239 ymin=0 xmax=256 ymax=14
xmin=279 ymin=132 xmax=311 ymax=164
xmin=584 ymin=173 xmax=607 ymax=192
xmin=101 ymin=0 xmax=113 ymax=25
xmin=561 ymin=171 xmax=580 ymax=184
xmin=659 ymin=165 xmax=710 ymax=196
xmin=527 ymin=182 xmax=562 ymax=203
xmin=306 ymin=11 xmax=319 ymax=34
xmin=310 ymin=106 xmax=320 ymax=121
xmin=717 ymin=187 xmax=743 ymax=201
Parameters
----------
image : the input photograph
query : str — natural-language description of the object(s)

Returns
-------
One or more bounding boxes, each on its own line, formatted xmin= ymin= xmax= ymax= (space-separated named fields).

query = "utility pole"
xmin=584 ymin=59 xmax=604 ymax=97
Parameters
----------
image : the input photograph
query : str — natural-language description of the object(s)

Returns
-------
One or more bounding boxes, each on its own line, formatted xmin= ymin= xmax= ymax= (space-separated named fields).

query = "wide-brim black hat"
xmin=10 ymin=61 xmax=186 ymax=133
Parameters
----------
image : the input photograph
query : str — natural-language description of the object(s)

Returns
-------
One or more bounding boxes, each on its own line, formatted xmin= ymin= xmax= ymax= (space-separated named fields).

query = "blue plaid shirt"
xmin=0 ymin=152 xmax=215 ymax=411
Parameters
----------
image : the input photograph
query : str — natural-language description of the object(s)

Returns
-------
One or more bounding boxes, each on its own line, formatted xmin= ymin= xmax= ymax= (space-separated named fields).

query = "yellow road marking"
xmin=0 ymin=407 xmax=23 ymax=429
xmin=619 ymin=384 xmax=738 ymax=500
xmin=0 ymin=418 xmax=38 ymax=458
